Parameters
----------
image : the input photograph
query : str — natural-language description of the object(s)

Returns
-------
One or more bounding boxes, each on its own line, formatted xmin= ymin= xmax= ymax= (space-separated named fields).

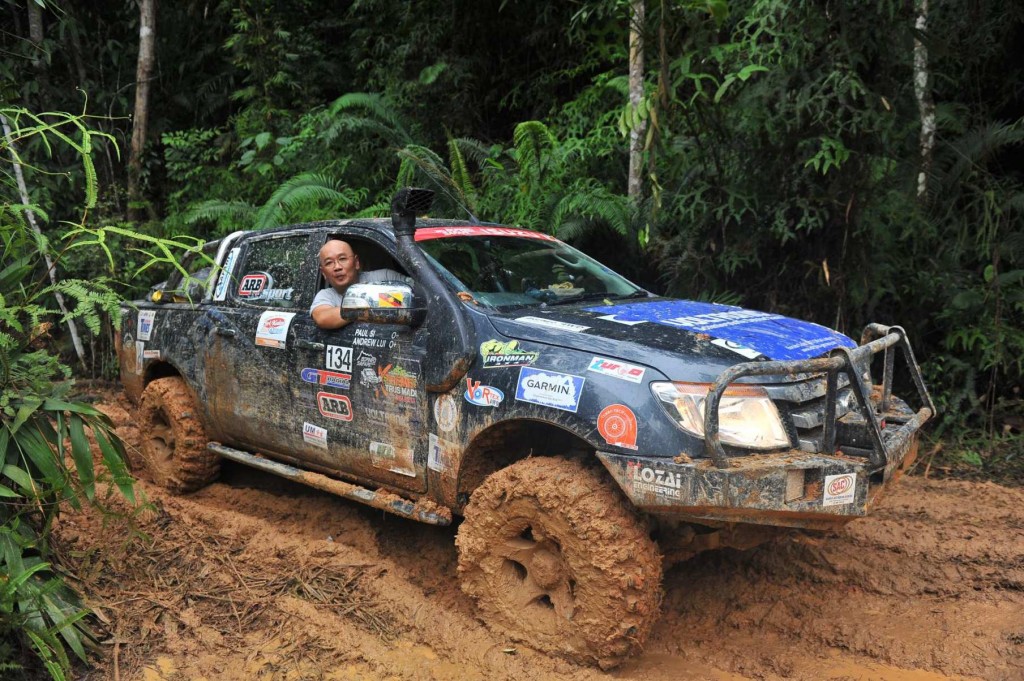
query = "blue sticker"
xmin=515 ymin=367 xmax=586 ymax=413
xmin=301 ymin=367 xmax=352 ymax=390
xmin=464 ymin=378 xmax=505 ymax=407
xmin=586 ymin=300 xmax=856 ymax=361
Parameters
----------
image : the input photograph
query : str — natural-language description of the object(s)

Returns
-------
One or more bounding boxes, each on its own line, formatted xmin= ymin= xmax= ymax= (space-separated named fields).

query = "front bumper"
xmin=599 ymin=324 xmax=933 ymax=531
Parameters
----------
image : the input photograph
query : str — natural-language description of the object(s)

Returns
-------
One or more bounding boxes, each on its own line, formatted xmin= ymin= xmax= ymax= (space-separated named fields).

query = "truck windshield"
xmin=417 ymin=233 xmax=645 ymax=311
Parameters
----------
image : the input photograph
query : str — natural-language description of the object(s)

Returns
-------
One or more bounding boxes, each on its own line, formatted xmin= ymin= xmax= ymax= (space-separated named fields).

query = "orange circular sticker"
xmin=597 ymin=404 xmax=638 ymax=450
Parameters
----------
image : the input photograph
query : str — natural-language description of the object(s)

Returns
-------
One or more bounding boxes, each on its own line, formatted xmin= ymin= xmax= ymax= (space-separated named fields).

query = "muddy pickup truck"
xmin=119 ymin=188 xmax=933 ymax=668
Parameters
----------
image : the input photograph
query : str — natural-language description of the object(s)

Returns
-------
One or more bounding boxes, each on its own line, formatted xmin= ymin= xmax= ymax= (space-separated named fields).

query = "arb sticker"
xmin=255 ymin=311 xmax=295 ymax=349
xmin=823 ymin=473 xmax=856 ymax=506
xmin=317 ymin=392 xmax=353 ymax=421
xmin=464 ymin=379 xmax=504 ymax=407
xmin=515 ymin=367 xmax=585 ymax=413
xmin=597 ymin=404 xmax=638 ymax=450
xmin=237 ymin=273 xmax=269 ymax=297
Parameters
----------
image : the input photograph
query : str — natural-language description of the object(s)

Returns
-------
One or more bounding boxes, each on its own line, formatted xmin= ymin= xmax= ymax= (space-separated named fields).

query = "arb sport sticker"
xmin=597 ymin=404 xmax=638 ymax=450
xmin=317 ymin=392 xmax=353 ymax=421
xmin=823 ymin=473 xmax=856 ymax=506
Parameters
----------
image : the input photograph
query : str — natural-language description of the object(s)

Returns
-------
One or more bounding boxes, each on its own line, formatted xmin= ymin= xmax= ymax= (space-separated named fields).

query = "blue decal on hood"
xmin=586 ymin=300 xmax=855 ymax=360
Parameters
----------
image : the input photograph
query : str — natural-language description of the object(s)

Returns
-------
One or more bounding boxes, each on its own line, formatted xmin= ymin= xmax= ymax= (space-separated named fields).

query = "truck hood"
xmin=488 ymin=298 xmax=857 ymax=384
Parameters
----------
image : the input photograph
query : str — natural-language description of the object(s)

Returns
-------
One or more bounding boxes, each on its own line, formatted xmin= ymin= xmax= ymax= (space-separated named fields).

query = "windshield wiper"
xmin=542 ymin=291 xmax=622 ymax=306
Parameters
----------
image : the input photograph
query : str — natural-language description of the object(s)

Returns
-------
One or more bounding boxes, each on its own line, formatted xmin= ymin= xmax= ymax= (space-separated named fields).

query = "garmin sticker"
xmin=586 ymin=300 xmax=855 ymax=360
xmin=515 ymin=367 xmax=585 ymax=413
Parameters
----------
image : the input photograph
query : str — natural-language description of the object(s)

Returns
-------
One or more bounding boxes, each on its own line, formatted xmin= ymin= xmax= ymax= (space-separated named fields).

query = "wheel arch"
xmin=454 ymin=418 xmax=595 ymax=511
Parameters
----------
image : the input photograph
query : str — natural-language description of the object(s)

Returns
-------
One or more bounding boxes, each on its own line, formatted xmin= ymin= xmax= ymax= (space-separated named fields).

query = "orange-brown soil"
xmin=57 ymin=392 xmax=1024 ymax=680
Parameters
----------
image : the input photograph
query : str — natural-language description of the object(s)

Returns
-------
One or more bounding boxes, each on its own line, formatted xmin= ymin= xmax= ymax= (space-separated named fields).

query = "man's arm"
xmin=310 ymin=288 xmax=349 ymax=330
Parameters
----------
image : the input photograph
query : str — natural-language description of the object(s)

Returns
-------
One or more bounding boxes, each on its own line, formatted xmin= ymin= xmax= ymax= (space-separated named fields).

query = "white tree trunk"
xmin=1 ymin=114 xmax=88 ymax=369
xmin=914 ymin=0 xmax=935 ymax=199
xmin=128 ymin=0 xmax=157 ymax=213
xmin=628 ymin=0 xmax=646 ymax=202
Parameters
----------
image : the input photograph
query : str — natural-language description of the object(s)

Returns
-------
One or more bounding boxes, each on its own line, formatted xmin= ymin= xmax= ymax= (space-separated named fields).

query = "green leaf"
xmin=0 ymin=483 xmax=19 ymax=498
xmin=95 ymin=429 xmax=135 ymax=504
xmin=68 ymin=414 xmax=95 ymax=502
xmin=2 ymin=464 xmax=35 ymax=493
xmin=983 ymin=264 xmax=995 ymax=283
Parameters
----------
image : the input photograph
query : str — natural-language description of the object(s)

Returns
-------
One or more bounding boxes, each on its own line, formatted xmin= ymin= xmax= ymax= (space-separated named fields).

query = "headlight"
xmin=650 ymin=382 xmax=790 ymax=450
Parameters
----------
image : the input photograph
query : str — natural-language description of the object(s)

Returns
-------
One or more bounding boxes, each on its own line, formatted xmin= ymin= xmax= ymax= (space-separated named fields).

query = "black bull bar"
xmin=703 ymin=324 xmax=935 ymax=468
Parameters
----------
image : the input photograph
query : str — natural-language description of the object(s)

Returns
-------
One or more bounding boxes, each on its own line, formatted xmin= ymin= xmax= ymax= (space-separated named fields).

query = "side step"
xmin=207 ymin=443 xmax=452 ymax=526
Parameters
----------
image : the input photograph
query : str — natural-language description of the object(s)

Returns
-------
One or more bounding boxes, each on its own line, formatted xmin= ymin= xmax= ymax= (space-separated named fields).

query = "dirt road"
xmin=59 ymin=393 xmax=1024 ymax=680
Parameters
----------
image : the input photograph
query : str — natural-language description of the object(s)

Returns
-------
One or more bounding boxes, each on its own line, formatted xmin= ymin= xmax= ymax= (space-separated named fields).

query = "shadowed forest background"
xmin=1 ymin=1 xmax=1023 ymax=677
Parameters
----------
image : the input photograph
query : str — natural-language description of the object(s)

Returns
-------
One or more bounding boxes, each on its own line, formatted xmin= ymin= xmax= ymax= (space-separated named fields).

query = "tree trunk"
xmin=128 ymin=0 xmax=157 ymax=218
xmin=914 ymin=0 xmax=935 ymax=200
xmin=1 ymin=114 xmax=88 ymax=371
xmin=627 ymin=0 xmax=646 ymax=203
xmin=27 ymin=0 xmax=43 ymax=69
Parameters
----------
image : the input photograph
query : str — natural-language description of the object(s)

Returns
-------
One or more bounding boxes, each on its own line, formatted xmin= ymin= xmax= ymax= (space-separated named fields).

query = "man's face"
xmin=319 ymin=241 xmax=360 ymax=291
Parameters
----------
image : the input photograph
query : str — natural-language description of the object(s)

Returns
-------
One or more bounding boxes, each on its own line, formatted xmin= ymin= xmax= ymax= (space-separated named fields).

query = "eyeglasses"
xmin=320 ymin=256 xmax=353 ymax=268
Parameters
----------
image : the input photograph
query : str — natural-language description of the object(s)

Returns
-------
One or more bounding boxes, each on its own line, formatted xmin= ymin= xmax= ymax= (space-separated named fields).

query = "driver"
xmin=310 ymin=239 xmax=411 ymax=329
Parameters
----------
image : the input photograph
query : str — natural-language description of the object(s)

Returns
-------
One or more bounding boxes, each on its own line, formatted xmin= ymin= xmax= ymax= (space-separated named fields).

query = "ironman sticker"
xmin=597 ymin=404 xmax=638 ymax=450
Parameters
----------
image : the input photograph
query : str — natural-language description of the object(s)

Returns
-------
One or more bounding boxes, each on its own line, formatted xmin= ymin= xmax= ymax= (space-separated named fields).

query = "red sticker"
xmin=597 ymin=404 xmax=638 ymax=450
xmin=238 ymin=273 xmax=268 ymax=297
xmin=414 ymin=226 xmax=560 ymax=242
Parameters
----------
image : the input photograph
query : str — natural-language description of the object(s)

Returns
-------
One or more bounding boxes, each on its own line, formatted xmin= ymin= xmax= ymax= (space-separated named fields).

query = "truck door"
xmin=203 ymin=232 xmax=315 ymax=452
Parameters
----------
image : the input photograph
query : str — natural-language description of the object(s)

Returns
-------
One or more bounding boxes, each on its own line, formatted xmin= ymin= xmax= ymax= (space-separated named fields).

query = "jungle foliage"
xmin=2 ymin=0 xmax=1023 ymax=500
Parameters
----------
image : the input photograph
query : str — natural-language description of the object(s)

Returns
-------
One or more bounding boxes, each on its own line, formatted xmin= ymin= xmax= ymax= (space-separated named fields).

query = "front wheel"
xmin=456 ymin=457 xmax=662 ymax=669
xmin=137 ymin=377 xmax=218 ymax=493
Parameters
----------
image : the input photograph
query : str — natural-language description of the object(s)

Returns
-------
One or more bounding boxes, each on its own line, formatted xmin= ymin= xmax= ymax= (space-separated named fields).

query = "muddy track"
xmin=59 ymin=393 xmax=1024 ymax=680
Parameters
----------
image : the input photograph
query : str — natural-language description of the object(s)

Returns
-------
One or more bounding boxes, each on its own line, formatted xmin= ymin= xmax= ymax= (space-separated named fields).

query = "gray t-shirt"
xmin=309 ymin=269 xmax=412 ymax=312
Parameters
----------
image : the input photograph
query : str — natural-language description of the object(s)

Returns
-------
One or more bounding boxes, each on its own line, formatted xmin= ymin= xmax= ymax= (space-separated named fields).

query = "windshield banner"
xmin=414 ymin=226 xmax=560 ymax=242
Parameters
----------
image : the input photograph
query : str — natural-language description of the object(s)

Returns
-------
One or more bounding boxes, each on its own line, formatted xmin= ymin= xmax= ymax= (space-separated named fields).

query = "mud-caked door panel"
xmin=202 ymin=232 xmax=314 ymax=450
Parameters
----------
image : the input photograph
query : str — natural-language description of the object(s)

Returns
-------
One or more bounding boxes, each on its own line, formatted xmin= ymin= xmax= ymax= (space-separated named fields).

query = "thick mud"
xmin=58 ymin=392 xmax=1024 ymax=680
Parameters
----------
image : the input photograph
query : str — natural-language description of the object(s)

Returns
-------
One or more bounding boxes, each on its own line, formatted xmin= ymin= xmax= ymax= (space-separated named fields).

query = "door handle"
xmin=215 ymin=327 xmax=236 ymax=337
xmin=295 ymin=338 xmax=325 ymax=350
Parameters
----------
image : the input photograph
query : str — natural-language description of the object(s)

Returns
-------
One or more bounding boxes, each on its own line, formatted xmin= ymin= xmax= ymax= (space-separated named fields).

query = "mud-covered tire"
xmin=137 ymin=377 xmax=218 ymax=494
xmin=456 ymin=457 xmax=662 ymax=669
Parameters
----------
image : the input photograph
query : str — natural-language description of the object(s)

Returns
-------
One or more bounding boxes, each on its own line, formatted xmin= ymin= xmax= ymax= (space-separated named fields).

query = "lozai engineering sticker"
xmin=479 ymin=339 xmax=539 ymax=369
xmin=626 ymin=461 xmax=683 ymax=499
xmin=464 ymin=378 xmax=504 ymax=407
xmin=586 ymin=300 xmax=856 ymax=361
xmin=138 ymin=310 xmax=156 ymax=341
xmin=302 ymin=422 xmax=328 ymax=451
xmin=588 ymin=357 xmax=646 ymax=384
xmin=597 ymin=404 xmax=638 ymax=450
xmin=823 ymin=473 xmax=856 ymax=507
xmin=255 ymin=311 xmax=296 ymax=349
xmin=317 ymin=392 xmax=353 ymax=421
xmin=515 ymin=367 xmax=585 ymax=413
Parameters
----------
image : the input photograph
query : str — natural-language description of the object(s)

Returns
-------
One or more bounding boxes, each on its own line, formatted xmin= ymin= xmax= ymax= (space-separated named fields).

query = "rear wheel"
xmin=137 ymin=377 xmax=218 ymax=493
xmin=456 ymin=457 xmax=662 ymax=669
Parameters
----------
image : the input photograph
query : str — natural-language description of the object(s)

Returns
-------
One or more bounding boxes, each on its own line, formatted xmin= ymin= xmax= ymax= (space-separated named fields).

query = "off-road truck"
xmin=119 ymin=188 xmax=933 ymax=668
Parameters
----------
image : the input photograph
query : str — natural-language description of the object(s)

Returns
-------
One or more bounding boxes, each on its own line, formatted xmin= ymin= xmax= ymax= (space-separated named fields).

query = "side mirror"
xmin=340 ymin=283 xmax=425 ymax=326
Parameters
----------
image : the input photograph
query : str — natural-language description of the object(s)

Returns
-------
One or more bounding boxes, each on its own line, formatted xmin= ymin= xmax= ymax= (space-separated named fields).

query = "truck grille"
xmin=764 ymin=376 xmax=856 ymax=454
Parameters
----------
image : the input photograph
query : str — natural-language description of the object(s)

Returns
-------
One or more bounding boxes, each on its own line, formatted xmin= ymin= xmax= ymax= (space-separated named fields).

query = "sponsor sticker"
xmin=255 ymin=310 xmax=295 ymax=349
xmin=135 ymin=340 xmax=145 ymax=373
xmin=250 ymin=288 xmax=294 ymax=302
xmin=823 ymin=473 xmax=857 ymax=507
xmin=378 ymin=291 xmax=404 ymax=308
xmin=464 ymin=379 xmax=504 ymax=407
xmin=479 ymin=339 xmax=539 ymax=369
xmin=428 ymin=433 xmax=456 ymax=473
xmin=238 ymin=273 xmax=269 ymax=297
xmin=213 ymin=247 xmax=240 ymax=301
xmin=597 ymin=404 xmax=638 ymax=450
xmin=326 ymin=345 xmax=353 ymax=372
xmin=300 ymin=368 xmax=351 ymax=390
xmin=317 ymin=392 xmax=353 ymax=421
xmin=515 ymin=367 xmax=585 ymax=413
xmin=433 ymin=394 xmax=458 ymax=432
xmin=414 ymin=226 xmax=560 ymax=242
xmin=587 ymin=357 xmax=646 ymax=383
xmin=370 ymin=441 xmax=415 ymax=477
xmin=302 ymin=422 xmax=328 ymax=451
xmin=515 ymin=316 xmax=590 ymax=333
xmin=359 ymin=367 xmax=382 ymax=388
xmin=627 ymin=461 xmax=683 ymax=499
xmin=355 ymin=350 xmax=376 ymax=367
xmin=586 ymin=300 xmax=856 ymax=361
xmin=138 ymin=310 xmax=156 ymax=341
xmin=142 ymin=349 xmax=162 ymax=360
xmin=378 ymin=364 xmax=417 ymax=403
xmin=711 ymin=337 xmax=764 ymax=360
